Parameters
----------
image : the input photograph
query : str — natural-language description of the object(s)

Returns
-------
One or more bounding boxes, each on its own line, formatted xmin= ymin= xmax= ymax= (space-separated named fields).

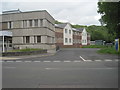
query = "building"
xmin=55 ymin=23 xmax=90 ymax=48
xmin=0 ymin=9 xmax=56 ymax=52
xmin=55 ymin=23 xmax=73 ymax=48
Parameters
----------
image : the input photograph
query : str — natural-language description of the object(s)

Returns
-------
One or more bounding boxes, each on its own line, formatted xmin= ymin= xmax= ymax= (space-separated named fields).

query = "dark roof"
xmin=77 ymin=28 xmax=84 ymax=32
xmin=72 ymin=28 xmax=84 ymax=32
xmin=55 ymin=23 xmax=67 ymax=29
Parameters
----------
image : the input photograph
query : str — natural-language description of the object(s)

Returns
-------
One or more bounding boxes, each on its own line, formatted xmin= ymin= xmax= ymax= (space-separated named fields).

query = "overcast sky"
xmin=1 ymin=0 xmax=102 ymax=26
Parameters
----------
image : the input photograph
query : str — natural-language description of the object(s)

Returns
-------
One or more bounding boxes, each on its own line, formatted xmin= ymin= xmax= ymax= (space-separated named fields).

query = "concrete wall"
xmin=1 ymin=10 xmax=56 ymax=50
xmin=2 ymin=11 xmax=54 ymax=24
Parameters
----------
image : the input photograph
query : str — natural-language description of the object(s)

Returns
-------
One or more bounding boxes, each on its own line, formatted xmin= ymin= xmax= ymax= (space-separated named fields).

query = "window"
xmin=65 ymin=29 xmax=67 ymax=33
xmin=2 ymin=22 xmax=8 ymax=29
xmin=23 ymin=20 xmax=27 ymax=28
xmin=37 ymin=36 xmax=41 ymax=43
xmin=23 ymin=36 xmax=25 ymax=43
xmin=29 ymin=20 xmax=32 ymax=27
xmin=40 ymin=19 xmax=43 ymax=26
xmin=69 ymin=38 xmax=71 ymax=43
xmin=69 ymin=30 xmax=71 ymax=34
xmin=52 ymin=37 xmax=54 ymax=43
xmin=65 ymin=38 xmax=68 ymax=43
xmin=34 ymin=19 xmax=38 ymax=27
xmin=34 ymin=36 xmax=36 ymax=43
xmin=9 ymin=21 xmax=12 ymax=29
xmin=26 ymin=36 xmax=30 ymax=43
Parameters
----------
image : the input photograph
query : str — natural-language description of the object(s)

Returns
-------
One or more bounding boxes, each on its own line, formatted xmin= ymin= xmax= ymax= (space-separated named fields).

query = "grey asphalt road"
xmin=2 ymin=48 xmax=119 ymax=88
xmin=6 ymin=48 xmax=117 ymax=62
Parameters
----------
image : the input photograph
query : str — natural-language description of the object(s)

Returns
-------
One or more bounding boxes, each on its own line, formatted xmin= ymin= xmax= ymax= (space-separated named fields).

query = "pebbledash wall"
xmin=0 ymin=10 xmax=56 ymax=50
xmin=55 ymin=23 xmax=90 ymax=48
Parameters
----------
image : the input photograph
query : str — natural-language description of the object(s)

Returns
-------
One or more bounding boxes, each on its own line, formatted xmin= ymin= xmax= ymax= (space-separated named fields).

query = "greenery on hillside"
xmin=86 ymin=25 xmax=115 ymax=42
xmin=71 ymin=24 xmax=87 ymax=29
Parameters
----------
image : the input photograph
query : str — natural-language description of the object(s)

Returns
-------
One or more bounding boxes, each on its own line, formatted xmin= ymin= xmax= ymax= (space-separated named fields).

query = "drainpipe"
xmin=3 ymin=35 xmax=4 ymax=52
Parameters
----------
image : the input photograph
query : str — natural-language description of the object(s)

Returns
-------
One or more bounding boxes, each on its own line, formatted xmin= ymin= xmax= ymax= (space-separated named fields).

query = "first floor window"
xmin=37 ymin=36 xmax=41 ymax=43
xmin=29 ymin=20 xmax=32 ymax=27
xmin=34 ymin=19 xmax=38 ymax=27
xmin=40 ymin=19 xmax=43 ymax=26
xmin=65 ymin=29 xmax=67 ymax=33
xmin=23 ymin=20 xmax=27 ymax=28
xmin=69 ymin=30 xmax=71 ymax=34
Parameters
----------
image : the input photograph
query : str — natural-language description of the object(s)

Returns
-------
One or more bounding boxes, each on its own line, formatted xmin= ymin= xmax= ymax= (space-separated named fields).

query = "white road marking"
xmin=104 ymin=59 xmax=112 ymax=61
xmin=73 ymin=60 xmax=81 ymax=62
xmin=80 ymin=56 xmax=86 ymax=61
xmin=53 ymin=61 xmax=61 ymax=62
xmin=85 ymin=60 xmax=92 ymax=62
xmin=45 ymin=68 xmax=58 ymax=70
xmin=6 ymin=61 xmax=14 ymax=62
xmin=63 ymin=61 xmax=71 ymax=62
xmin=15 ymin=61 xmax=22 ymax=62
xmin=34 ymin=61 xmax=41 ymax=62
xmin=43 ymin=61 xmax=51 ymax=62
xmin=24 ymin=61 xmax=31 ymax=62
xmin=95 ymin=60 xmax=102 ymax=62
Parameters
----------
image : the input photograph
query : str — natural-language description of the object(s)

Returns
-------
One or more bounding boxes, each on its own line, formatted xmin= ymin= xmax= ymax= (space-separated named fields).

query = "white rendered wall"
xmin=81 ymin=28 xmax=87 ymax=45
xmin=63 ymin=24 xmax=73 ymax=45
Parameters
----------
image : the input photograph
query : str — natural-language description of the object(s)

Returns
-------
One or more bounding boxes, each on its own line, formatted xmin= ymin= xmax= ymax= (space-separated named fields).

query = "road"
xmin=2 ymin=48 xmax=119 ymax=88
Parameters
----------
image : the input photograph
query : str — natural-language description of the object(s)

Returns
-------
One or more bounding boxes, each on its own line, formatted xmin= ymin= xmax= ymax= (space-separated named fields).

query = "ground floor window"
xmin=69 ymin=38 xmax=71 ymax=43
xmin=26 ymin=36 xmax=30 ymax=43
xmin=65 ymin=38 xmax=68 ymax=43
xmin=37 ymin=36 xmax=41 ymax=43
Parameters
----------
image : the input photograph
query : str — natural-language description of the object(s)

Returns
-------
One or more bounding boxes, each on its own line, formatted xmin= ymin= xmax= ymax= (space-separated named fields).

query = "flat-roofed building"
xmin=0 ymin=9 xmax=55 ymax=52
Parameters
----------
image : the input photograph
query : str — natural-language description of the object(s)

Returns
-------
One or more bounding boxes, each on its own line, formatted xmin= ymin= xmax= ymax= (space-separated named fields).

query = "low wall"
xmin=2 ymin=50 xmax=47 ymax=57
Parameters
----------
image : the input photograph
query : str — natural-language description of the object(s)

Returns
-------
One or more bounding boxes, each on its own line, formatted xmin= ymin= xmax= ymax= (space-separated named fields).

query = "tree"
xmin=97 ymin=1 xmax=120 ymax=39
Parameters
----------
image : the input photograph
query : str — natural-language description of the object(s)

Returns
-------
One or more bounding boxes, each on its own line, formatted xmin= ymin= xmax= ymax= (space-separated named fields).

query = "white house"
xmin=63 ymin=23 xmax=73 ymax=45
xmin=81 ymin=28 xmax=88 ymax=45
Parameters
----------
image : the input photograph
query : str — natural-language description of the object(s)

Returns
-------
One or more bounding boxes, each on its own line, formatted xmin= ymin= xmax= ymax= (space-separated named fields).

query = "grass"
xmin=82 ymin=45 xmax=107 ymax=48
xmin=82 ymin=45 xmax=120 ymax=54
xmin=8 ymin=48 xmax=43 ymax=52
xmin=97 ymin=47 xmax=120 ymax=55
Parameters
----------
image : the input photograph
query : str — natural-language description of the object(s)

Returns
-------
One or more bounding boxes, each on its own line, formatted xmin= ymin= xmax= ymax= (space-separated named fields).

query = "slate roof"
xmin=55 ymin=23 xmax=67 ymax=29
xmin=72 ymin=28 xmax=84 ymax=32
xmin=77 ymin=28 xmax=84 ymax=32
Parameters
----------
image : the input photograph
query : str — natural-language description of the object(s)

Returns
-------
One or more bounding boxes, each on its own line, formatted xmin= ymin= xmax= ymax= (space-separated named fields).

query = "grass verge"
xmin=8 ymin=48 xmax=43 ymax=52
xmin=97 ymin=47 xmax=120 ymax=54
xmin=82 ymin=45 xmax=120 ymax=54
xmin=82 ymin=45 xmax=107 ymax=48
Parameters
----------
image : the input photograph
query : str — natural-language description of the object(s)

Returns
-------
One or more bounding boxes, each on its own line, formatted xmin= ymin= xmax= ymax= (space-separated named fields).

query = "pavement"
xmin=2 ymin=48 xmax=119 ymax=88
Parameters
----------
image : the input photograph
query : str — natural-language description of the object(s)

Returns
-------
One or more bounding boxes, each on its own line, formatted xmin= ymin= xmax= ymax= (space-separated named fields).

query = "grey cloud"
xmin=2 ymin=1 xmax=101 ymax=25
